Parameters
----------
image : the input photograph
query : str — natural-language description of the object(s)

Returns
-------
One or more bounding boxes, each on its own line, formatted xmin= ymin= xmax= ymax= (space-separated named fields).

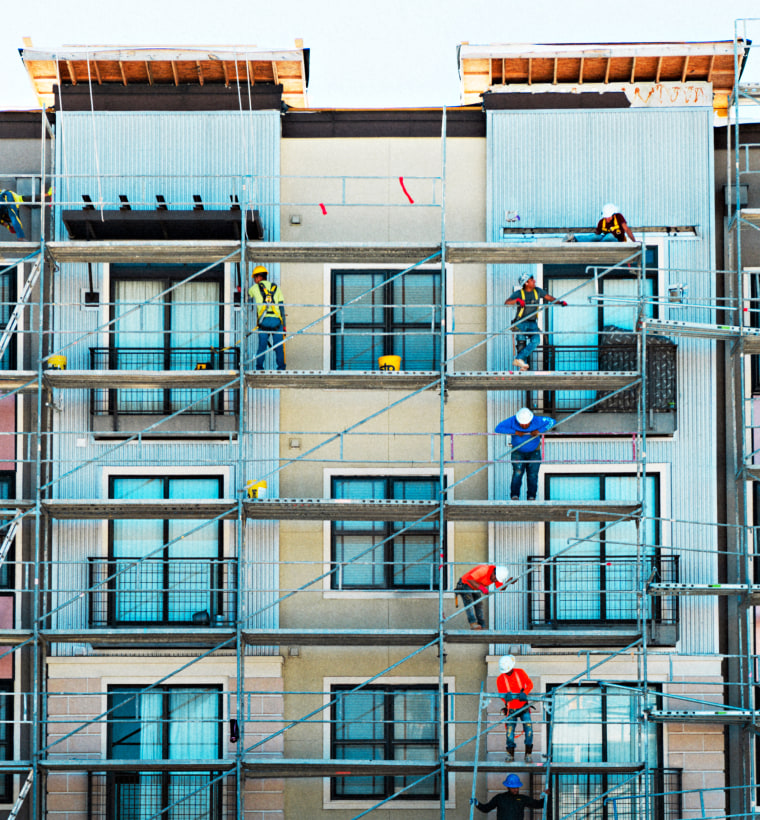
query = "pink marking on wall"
xmin=0 ymin=596 xmax=13 ymax=678
xmin=0 ymin=397 xmax=14 ymax=471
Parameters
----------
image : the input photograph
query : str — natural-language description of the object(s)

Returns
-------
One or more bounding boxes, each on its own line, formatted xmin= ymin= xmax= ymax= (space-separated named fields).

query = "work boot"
xmin=513 ymin=358 xmax=529 ymax=371
xmin=469 ymin=623 xmax=483 ymax=630
xmin=564 ymin=232 xmax=577 ymax=242
xmin=505 ymin=749 xmax=515 ymax=763
xmin=525 ymin=753 xmax=533 ymax=763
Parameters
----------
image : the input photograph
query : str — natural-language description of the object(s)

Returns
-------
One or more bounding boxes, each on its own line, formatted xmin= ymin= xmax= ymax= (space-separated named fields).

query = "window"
xmin=330 ymin=684 xmax=444 ymax=800
xmin=0 ymin=474 xmax=15 ymax=590
xmin=91 ymin=263 xmax=236 ymax=415
xmin=548 ymin=683 xmax=672 ymax=820
xmin=0 ymin=268 xmax=16 ymax=371
xmin=331 ymin=268 xmax=441 ymax=370
xmin=533 ymin=250 xmax=662 ymax=412
xmin=108 ymin=685 xmax=222 ymax=820
xmin=331 ymin=476 xmax=443 ymax=590
xmin=104 ymin=476 xmax=226 ymax=626
xmin=0 ymin=682 xmax=12 ymax=802
xmin=535 ymin=474 xmax=670 ymax=624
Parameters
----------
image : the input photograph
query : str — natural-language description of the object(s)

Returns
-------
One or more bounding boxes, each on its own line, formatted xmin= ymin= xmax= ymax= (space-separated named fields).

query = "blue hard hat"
xmin=504 ymin=774 xmax=522 ymax=788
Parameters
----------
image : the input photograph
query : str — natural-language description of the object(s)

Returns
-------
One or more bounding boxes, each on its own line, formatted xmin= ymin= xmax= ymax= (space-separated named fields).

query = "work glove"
xmin=470 ymin=798 xmax=479 ymax=806
xmin=557 ymin=300 xmax=568 ymax=306
xmin=515 ymin=691 xmax=528 ymax=706
xmin=515 ymin=298 xmax=525 ymax=307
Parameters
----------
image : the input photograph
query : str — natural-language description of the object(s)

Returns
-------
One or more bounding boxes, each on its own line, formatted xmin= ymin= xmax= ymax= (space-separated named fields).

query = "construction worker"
xmin=0 ymin=190 xmax=25 ymax=240
xmin=455 ymin=564 xmax=514 ymax=630
xmin=504 ymin=273 xmax=566 ymax=370
xmin=565 ymin=202 xmax=636 ymax=243
xmin=249 ymin=265 xmax=286 ymax=371
xmin=471 ymin=773 xmax=548 ymax=818
xmin=495 ymin=407 xmax=555 ymax=501
xmin=497 ymin=655 xmax=535 ymax=763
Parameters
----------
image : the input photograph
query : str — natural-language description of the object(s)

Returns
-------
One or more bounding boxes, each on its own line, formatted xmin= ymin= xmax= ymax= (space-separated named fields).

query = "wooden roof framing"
xmin=458 ymin=41 xmax=746 ymax=108
xmin=20 ymin=46 xmax=309 ymax=109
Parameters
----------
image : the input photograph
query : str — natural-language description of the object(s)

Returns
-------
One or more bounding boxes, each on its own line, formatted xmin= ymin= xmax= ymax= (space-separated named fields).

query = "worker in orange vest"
xmin=455 ymin=564 xmax=513 ymax=630
xmin=497 ymin=655 xmax=534 ymax=763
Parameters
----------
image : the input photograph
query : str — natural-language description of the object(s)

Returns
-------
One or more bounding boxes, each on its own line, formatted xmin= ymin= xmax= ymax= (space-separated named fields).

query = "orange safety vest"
xmin=497 ymin=668 xmax=534 ymax=710
xmin=461 ymin=564 xmax=497 ymax=593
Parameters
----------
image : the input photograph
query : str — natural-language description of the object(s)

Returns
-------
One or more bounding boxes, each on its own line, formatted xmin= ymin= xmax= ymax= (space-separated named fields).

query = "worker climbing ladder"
xmin=0 ymin=257 xmax=41 ymax=364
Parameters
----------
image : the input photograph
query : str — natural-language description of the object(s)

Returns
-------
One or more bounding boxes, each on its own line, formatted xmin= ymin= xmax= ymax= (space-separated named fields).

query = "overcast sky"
xmin=2 ymin=0 xmax=760 ymax=110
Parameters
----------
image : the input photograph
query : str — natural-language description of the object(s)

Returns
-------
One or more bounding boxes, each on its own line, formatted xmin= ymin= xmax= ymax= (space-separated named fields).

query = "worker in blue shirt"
xmin=495 ymin=407 xmax=555 ymax=501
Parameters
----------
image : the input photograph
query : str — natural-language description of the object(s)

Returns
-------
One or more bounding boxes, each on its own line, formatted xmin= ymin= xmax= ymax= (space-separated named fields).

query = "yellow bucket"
xmin=378 ymin=355 xmax=401 ymax=371
xmin=48 ymin=355 xmax=67 ymax=370
xmin=247 ymin=480 xmax=268 ymax=499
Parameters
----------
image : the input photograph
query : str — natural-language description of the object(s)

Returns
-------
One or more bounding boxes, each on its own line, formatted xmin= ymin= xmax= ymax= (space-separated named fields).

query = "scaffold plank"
xmin=245 ymin=370 xmax=640 ymax=391
xmin=444 ymin=628 xmax=641 ymax=646
xmin=44 ymin=369 xmax=239 ymax=390
xmin=648 ymin=582 xmax=760 ymax=597
xmin=642 ymin=318 xmax=760 ymax=350
xmin=647 ymin=710 xmax=756 ymax=725
xmin=0 ymin=242 xmax=39 ymax=262
xmin=243 ymin=628 xmax=438 ymax=646
xmin=743 ymin=465 xmax=760 ymax=482
xmin=740 ymin=209 xmax=760 ymax=226
xmin=447 ymin=761 xmax=644 ymax=775
xmin=446 ymin=242 xmax=641 ymax=264
xmin=0 ymin=372 xmax=39 ymax=393
xmin=27 ymin=498 xmax=641 ymax=522
xmin=41 ymin=759 xmax=235 ymax=773
xmin=43 ymin=628 xmax=236 ymax=647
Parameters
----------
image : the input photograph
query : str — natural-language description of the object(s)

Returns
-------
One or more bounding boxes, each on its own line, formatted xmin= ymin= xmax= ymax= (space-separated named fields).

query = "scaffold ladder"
xmin=0 ymin=520 xmax=18 ymax=569
xmin=0 ymin=258 xmax=41 ymax=364
xmin=8 ymin=769 xmax=33 ymax=820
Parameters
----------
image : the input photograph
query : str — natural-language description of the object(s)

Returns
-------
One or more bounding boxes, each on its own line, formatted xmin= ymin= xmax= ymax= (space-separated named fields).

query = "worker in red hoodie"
xmin=497 ymin=655 xmax=534 ymax=762
xmin=455 ymin=564 xmax=513 ymax=630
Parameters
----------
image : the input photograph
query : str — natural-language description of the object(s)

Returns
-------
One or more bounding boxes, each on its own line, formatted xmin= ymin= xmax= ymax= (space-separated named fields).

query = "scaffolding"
xmin=0 ymin=33 xmax=755 ymax=820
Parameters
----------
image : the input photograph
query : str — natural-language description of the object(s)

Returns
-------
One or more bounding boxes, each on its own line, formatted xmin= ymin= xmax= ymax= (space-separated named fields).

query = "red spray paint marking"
xmin=399 ymin=177 xmax=414 ymax=204
xmin=319 ymin=203 xmax=327 ymax=215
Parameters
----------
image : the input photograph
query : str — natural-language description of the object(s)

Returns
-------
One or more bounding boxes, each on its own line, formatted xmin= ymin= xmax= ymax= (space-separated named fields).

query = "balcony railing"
xmin=527 ymin=555 xmax=679 ymax=627
xmin=522 ymin=341 xmax=676 ymax=413
xmin=88 ymin=771 xmax=236 ymax=820
xmin=88 ymin=557 xmax=237 ymax=627
xmin=88 ymin=347 xmax=239 ymax=415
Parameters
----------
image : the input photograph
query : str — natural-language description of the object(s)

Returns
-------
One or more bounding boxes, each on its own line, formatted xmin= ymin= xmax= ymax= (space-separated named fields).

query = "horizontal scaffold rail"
xmin=25 ymin=369 xmax=641 ymax=393
xmin=37 ymin=757 xmax=645 ymax=777
xmin=23 ymin=626 xmax=642 ymax=649
xmin=0 ymin=240 xmax=640 ymax=265
xmin=642 ymin=318 xmax=760 ymax=352
xmin=739 ymin=208 xmax=760 ymax=226
xmin=30 ymin=498 xmax=639 ymax=522
xmin=647 ymin=710 xmax=758 ymax=725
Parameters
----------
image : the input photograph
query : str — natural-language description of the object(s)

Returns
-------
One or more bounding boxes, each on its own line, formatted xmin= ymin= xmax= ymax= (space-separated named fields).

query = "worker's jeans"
xmin=574 ymin=232 xmax=619 ymax=242
xmin=510 ymin=449 xmax=541 ymax=500
xmin=256 ymin=317 xmax=286 ymax=371
xmin=455 ymin=580 xmax=485 ymax=627
xmin=504 ymin=705 xmax=533 ymax=751
xmin=514 ymin=320 xmax=540 ymax=363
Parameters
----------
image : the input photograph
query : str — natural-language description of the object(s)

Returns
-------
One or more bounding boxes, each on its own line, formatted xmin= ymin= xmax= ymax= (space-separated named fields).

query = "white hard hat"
xmin=499 ymin=655 xmax=516 ymax=674
xmin=515 ymin=407 xmax=533 ymax=425
xmin=495 ymin=566 xmax=510 ymax=585
xmin=517 ymin=272 xmax=534 ymax=287
xmin=601 ymin=203 xmax=618 ymax=219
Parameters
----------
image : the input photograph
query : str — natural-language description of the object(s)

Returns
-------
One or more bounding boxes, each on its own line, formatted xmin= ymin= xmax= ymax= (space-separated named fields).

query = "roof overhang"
xmin=458 ymin=40 xmax=748 ymax=111
xmin=20 ymin=45 xmax=310 ymax=109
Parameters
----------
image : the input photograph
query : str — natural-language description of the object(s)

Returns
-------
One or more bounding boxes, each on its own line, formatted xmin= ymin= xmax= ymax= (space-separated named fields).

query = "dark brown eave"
xmin=0 ymin=111 xmax=52 ymax=138
xmin=282 ymin=107 xmax=485 ymax=138
xmin=483 ymin=91 xmax=631 ymax=110
xmin=56 ymin=83 xmax=284 ymax=111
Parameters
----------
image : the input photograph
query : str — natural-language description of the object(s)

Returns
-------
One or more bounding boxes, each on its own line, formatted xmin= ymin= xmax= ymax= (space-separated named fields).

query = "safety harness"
xmin=600 ymin=213 xmax=623 ymax=238
xmin=256 ymin=282 xmax=283 ymax=323
xmin=514 ymin=287 xmax=539 ymax=321
xmin=0 ymin=191 xmax=24 ymax=239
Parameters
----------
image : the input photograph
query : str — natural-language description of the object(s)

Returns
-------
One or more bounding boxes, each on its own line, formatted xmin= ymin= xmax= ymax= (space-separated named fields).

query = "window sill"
xmin=323 ymin=591 xmax=453 ymax=600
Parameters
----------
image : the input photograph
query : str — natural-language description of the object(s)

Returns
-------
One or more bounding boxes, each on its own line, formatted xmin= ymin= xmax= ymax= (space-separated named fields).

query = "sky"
xmin=2 ymin=0 xmax=760 ymax=110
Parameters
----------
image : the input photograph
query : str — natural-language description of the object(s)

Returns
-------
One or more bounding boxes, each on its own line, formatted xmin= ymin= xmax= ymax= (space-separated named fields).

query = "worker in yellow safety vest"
xmin=504 ymin=273 xmax=566 ymax=370
xmin=0 ymin=190 xmax=25 ymax=240
xmin=249 ymin=265 xmax=286 ymax=371
xmin=564 ymin=202 xmax=636 ymax=243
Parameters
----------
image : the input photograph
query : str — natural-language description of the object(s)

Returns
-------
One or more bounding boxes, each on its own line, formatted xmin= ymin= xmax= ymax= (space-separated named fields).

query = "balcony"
xmin=87 ymin=557 xmax=237 ymax=628
xmin=527 ymin=555 xmax=679 ymax=645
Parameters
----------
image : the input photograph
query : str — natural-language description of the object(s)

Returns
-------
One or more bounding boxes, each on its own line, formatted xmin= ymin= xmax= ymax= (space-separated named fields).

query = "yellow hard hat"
xmin=252 ymin=265 xmax=268 ymax=278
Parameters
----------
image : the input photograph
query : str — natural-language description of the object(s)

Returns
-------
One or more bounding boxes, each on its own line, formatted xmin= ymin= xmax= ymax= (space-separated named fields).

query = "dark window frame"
xmin=106 ymin=475 xmax=224 ymax=626
xmin=106 ymin=684 xmax=223 ymax=820
xmin=330 ymin=267 xmax=442 ymax=371
xmin=0 ymin=680 xmax=13 ymax=802
xmin=329 ymin=683 xmax=447 ymax=801
xmin=542 ymin=473 xmax=662 ymax=624
xmin=0 ymin=473 xmax=15 ymax=591
xmin=330 ymin=475 xmax=445 ymax=591
xmin=106 ymin=263 xmax=227 ymax=415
